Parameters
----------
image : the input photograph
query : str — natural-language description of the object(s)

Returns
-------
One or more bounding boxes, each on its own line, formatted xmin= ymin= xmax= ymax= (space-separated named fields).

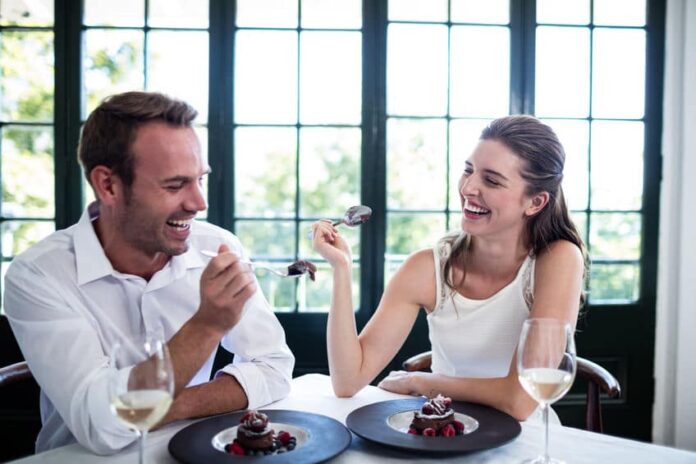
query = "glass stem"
xmin=543 ymin=404 xmax=550 ymax=463
xmin=139 ymin=430 xmax=147 ymax=464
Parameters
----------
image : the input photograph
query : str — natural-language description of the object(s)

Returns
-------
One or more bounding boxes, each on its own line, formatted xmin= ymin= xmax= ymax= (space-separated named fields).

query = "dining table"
xmin=10 ymin=373 xmax=696 ymax=464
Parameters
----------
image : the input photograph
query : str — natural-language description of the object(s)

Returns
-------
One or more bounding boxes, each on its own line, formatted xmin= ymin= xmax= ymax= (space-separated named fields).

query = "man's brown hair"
xmin=78 ymin=91 xmax=198 ymax=190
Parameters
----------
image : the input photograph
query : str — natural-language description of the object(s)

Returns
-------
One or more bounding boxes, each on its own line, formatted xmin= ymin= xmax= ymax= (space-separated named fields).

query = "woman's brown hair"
xmin=443 ymin=115 xmax=588 ymax=300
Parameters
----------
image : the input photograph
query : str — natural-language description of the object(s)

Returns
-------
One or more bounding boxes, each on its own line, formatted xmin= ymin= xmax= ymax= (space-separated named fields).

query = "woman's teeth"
xmin=465 ymin=204 xmax=490 ymax=214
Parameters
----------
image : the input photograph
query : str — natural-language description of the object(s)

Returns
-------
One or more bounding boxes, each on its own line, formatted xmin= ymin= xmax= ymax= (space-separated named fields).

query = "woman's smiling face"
xmin=458 ymin=139 xmax=536 ymax=240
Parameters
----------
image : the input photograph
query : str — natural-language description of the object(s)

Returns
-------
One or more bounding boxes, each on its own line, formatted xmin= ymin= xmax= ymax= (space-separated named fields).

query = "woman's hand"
xmin=311 ymin=220 xmax=352 ymax=268
xmin=377 ymin=370 xmax=422 ymax=396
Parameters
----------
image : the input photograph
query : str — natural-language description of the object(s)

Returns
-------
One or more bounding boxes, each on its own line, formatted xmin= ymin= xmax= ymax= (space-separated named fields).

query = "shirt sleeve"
xmin=4 ymin=259 xmax=137 ymax=455
xmin=213 ymin=236 xmax=295 ymax=409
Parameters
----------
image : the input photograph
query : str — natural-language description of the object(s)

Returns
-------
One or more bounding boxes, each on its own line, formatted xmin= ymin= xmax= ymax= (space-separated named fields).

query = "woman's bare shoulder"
xmin=536 ymin=240 xmax=584 ymax=271
xmin=383 ymin=248 xmax=437 ymax=309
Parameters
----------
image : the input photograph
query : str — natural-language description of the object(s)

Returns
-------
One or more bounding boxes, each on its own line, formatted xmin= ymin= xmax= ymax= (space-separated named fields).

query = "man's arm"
xmin=4 ymin=261 xmax=137 ymax=455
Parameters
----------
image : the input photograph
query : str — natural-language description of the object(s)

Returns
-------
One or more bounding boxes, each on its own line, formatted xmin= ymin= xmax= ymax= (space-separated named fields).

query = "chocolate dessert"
xmin=287 ymin=260 xmax=317 ymax=281
xmin=235 ymin=411 xmax=274 ymax=450
xmin=224 ymin=410 xmax=298 ymax=456
xmin=409 ymin=395 xmax=465 ymax=437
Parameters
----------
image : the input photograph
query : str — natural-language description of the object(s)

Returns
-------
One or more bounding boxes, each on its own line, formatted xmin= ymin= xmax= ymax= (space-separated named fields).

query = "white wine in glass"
xmin=517 ymin=318 xmax=576 ymax=464
xmin=110 ymin=339 xmax=174 ymax=464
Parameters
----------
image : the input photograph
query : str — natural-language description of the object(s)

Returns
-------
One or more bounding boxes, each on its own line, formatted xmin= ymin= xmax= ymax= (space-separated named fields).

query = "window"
xmin=0 ymin=0 xmax=55 ymax=304
xmin=0 ymin=0 xmax=662 ymax=315
xmin=536 ymin=0 xmax=647 ymax=303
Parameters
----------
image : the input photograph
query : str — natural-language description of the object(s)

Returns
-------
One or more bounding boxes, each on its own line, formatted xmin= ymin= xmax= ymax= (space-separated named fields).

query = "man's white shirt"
xmin=3 ymin=204 xmax=294 ymax=454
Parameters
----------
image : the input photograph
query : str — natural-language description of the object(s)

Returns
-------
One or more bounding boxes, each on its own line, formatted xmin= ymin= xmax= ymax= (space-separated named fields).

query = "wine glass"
xmin=110 ymin=338 xmax=174 ymax=464
xmin=517 ymin=318 xmax=576 ymax=464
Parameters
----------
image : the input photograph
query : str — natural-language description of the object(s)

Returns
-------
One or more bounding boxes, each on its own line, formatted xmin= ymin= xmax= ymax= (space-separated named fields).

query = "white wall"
xmin=653 ymin=0 xmax=696 ymax=451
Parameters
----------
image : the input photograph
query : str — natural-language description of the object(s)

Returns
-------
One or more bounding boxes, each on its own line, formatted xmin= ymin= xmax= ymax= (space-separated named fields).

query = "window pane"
xmin=148 ymin=31 xmax=209 ymax=122
xmin=1 ymin=220 xmax=54 ymax=257
xmin=589 ymin=264 xmax=640 ymax=303
xmin=83 ymin=0 xmax=144 ymax=27
xmin=590 ymin=213 xmax=641 ymax=260
xmin=83 ymin=30 xmax=144 ymax=116
xmin=544 ymin=119 xmax=589 ymax=210
xmin=536 ymin=0 xmax=589 ymax=25
xmin=388 ymin=0 xmax=447 ymax=22
xmin=535 ymin=26 xmax=590 ymax=118
xmin=299 ymin=128 xmax=361 ymax=217
xmin=300 ymin=263 xmax=359 ymax=312
xmin=300 ymin=31 xmax=361 ymax=125
xmin=449 ymin=119 xmax=486 ymax=210
xmin=301 ymin=0 xmax=361 ymax=29
xmin=1 ymin=126 xmax=54 ymax=218
xmin=592 ymin=28 xmax=645 ymax=119
xmin=235 ymin=127 xmax=297 ymax=217
xmin=387 ymin=24 xmax=448 ymax=117
xmin=571 ymin=212 xmax=587 ymax=244
xmin=0 ymin=31 xmax=54 ymax=122
xmin=590 ymin=121 xmax=643 ymax=210
xmin=235 ymin=31 xmax=298 ymax=124
xmin=235 ymin=221 xmax=296 ymax=259
xmin=388 ymin=119 xmax=447 ymax=209
xmin=257 ymin=271 xmax=297 ymax=313
xmin=149 ymin=0 xmax=208 ymax=28
xmin=236 ymin=0 xmax=298 ymax=28
xmin=451 ymin=0 xmax=509 ymax=24
xmin=387 ymin=212 xmax=445 ymax=255
xmin=450 ymin=26 xmax=509 ymax=117
xmin=594 ymin=0 xmax=646 ymax=27
xmin=0 ymin=0 xmax=53 ymax=26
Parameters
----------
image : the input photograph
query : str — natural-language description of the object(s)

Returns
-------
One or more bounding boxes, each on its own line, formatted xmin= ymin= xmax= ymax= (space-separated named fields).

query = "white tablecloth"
xmin=11 ymin=374 xmax=696 ymax=463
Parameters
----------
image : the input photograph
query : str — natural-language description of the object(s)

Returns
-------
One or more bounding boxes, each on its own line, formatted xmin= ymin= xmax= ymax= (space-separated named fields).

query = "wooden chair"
xmin=0 ymin=361 xmax=33 ymax=387
xmin=402 ymin=351 xmax=621 ymax=433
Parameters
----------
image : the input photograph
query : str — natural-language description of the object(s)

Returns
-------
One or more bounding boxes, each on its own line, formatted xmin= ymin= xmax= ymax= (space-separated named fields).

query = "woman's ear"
xmin=525 ymin=191 xmax=550 ymax=217
xmin=89 ymin=166 xmax=120 ymax=205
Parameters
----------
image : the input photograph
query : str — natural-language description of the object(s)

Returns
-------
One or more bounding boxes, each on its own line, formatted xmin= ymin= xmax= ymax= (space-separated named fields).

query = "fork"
xmin=200 ymin=250 xmax=309 ymax=279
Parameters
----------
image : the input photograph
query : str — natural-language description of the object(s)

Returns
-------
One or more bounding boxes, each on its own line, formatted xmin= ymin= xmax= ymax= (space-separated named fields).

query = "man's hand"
xmin=196 ymin=244 xmax=257 ymax=334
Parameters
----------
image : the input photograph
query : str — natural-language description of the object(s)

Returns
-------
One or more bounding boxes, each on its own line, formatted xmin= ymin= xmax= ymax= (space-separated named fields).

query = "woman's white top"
xmin=428 ymin=237 xmax=535 ymax=378
xmin=426 ymin=236 xmax=560 ymax=424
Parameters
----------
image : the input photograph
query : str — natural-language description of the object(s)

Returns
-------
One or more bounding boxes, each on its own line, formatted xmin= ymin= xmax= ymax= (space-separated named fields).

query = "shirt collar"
xmin=74 ymin=202 xmax=207 ymax=286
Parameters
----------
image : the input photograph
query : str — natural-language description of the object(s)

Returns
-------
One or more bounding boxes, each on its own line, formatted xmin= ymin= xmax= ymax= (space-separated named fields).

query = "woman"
xmin=311 ymin=115 xmax=586 ymax=421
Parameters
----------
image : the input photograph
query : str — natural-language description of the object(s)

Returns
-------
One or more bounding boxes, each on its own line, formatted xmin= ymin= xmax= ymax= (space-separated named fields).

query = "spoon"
xmin=200 ymin=250 xmax=317 ymax=281
xmin=307 ymin=205 xmax=373 ymax=239
xmin=332 ymin=205 xmax=372 ymax=227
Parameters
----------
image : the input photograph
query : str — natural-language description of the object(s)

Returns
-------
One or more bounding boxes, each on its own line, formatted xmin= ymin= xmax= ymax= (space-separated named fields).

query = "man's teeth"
xmin=167 ymin=219 xmax=192 ymax=228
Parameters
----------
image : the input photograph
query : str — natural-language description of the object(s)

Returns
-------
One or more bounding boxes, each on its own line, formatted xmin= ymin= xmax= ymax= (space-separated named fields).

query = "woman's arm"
xmin=378 ymin=239 xmax=585 ymax=420
xmin=312 ymin=221 xmax=436 ymax=397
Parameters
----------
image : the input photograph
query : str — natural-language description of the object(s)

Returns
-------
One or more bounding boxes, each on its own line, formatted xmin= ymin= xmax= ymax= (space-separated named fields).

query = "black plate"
xmin=169 ymin=410 xmax=351 ymax=463
xmin=346 ymin=399 xmax=521 ymax=454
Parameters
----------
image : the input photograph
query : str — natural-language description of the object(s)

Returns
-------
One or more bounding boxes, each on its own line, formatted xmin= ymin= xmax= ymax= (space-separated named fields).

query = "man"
xmin=3 ymin=92 xmax=294 ymax=454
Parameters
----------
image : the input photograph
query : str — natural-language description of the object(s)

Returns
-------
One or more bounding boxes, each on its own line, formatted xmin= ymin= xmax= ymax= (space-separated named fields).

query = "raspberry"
xmin=228 ymin=442 xmax=245 ymax=455
xmin=452 ymin=420 xmax=465 ymax=433
xmin=240 ymin=411 xmax=254 ymax=422
xmin=443 ymin=398 xmax=452 ymax=408
xmin=407 ymin=427 xmax=418 ymax=435
xmin=441 ymin=424 xmax=456 ymax=437
xmin=277 ymin=431 xmax=292 ymax=446
xmin=421 ymin=404 xmax=434 ymax=415
xmin=422 ymin=427 xmax=436 ymax=437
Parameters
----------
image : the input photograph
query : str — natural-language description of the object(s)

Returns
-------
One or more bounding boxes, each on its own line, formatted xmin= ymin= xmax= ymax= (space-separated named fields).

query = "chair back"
xmin=0 ymin=315 xmax=41 ymax=460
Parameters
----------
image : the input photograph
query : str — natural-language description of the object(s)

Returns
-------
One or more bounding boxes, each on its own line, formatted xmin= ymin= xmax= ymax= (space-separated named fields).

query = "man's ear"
xmin=89 ymin=166 xmax=121 ymax=205
xmin=525 ymin=191 xmax=550 ymax=217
